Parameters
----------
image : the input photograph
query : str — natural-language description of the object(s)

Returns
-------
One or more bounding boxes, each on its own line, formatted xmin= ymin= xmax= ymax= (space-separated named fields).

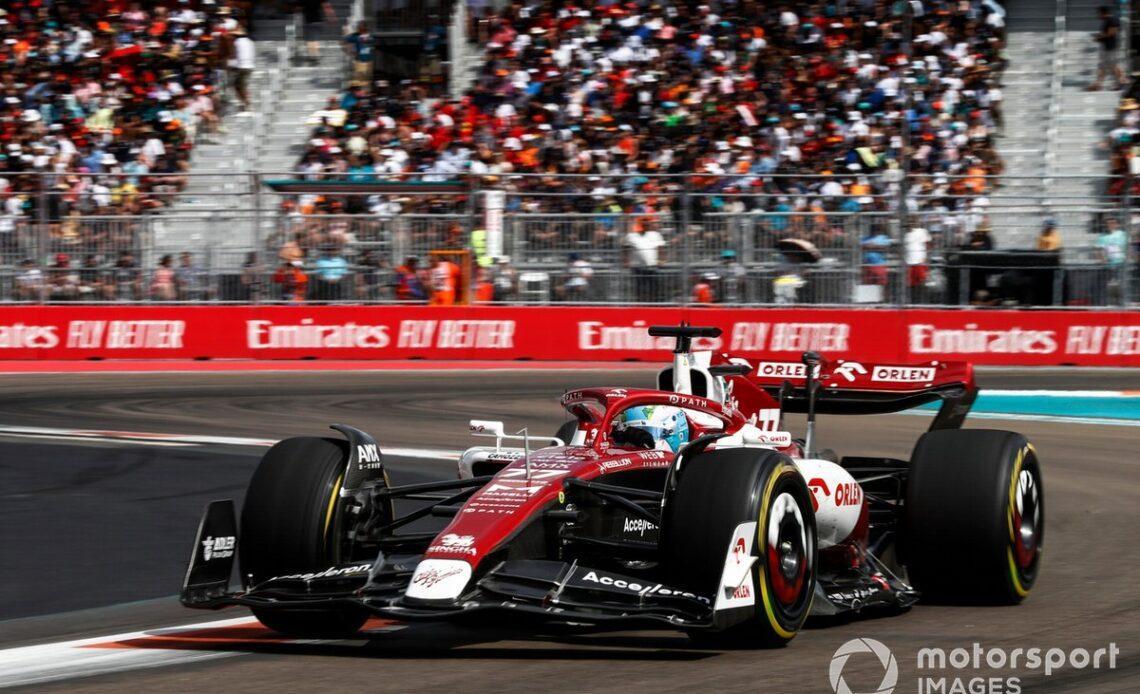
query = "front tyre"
xmin=240 ymin=436 xmax=368 ymax=637
xmin=664 ymin=448 xmax=816 ymax=647
xmin=903 ymin=429 xmax=1044 ymax=604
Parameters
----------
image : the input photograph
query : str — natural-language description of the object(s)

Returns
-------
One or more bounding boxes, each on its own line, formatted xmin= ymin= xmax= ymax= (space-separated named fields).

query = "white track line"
xmin=0 ymin=615 xmax=404 ymax=689
xmin=900 ymin=410 xmax=1140 ymax=427
xmin=0 ymin=425 xmax=461 ymax=459
xmin=980 ymin=390 xmax=1137 ymax=398
xmin=0 ymin=616 xmax=255 ymax=689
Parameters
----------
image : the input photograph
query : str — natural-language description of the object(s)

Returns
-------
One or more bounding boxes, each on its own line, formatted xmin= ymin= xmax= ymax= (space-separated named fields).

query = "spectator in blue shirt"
xmin=1096 ymin=217 xmax=1128 ymax=266
xmin=344 ymin=22 xmax=374 ymax=88
xmin=861 ymin=230 xmax=892 ymax=285
xmin=313 ymin=245 xmax=351 ymax=301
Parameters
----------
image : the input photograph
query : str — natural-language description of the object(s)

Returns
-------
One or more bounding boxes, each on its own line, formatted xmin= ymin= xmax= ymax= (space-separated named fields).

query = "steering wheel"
xmin=612 ymin=426 xmax=657 ymax=450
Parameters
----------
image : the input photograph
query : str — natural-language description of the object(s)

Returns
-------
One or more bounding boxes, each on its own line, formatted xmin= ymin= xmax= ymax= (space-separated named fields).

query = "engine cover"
xmin=793 ymin=458 xmax=864 ymax=549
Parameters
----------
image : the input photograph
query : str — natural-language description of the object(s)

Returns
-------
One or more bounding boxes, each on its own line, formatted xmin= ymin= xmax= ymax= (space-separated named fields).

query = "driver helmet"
xmin=616 ymin=405 xmax=690 ymax=453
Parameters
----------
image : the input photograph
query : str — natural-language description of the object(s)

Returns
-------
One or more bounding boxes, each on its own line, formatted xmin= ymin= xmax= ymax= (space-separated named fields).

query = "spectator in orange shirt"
xmin=273 ymin=260 xmax=308 ymax=303
xmin=692 ymin=273 xmax=716 ymax=304
xmin=429 ymin=255 xmax=460 ymax=305
xmin=474 ymin=266 xmax=495 ymax=303
xmin=394 ymin=256 xmax=427 ymax=301
xmin=1036 ymin=219 xmax=1062 ymax=251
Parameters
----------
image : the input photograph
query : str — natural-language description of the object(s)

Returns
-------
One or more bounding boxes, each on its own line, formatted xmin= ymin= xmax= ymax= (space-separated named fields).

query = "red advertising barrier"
xmin=0 ymin=305 xmax=1136 ymax=366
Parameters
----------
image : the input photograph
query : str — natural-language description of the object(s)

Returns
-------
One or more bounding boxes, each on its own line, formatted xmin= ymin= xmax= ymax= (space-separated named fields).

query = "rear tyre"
xmin=240 ymin=436 xmax=368 ymax=637
xmin=903 ymin=429 xmax=1044 ymax=604
xmin=664 ymin=448 xmax=816 ymax=647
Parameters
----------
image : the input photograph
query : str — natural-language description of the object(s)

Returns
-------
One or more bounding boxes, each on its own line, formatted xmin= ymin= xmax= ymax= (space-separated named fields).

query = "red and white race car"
xmin=182 ymin=324 xmax=1043 ymax=646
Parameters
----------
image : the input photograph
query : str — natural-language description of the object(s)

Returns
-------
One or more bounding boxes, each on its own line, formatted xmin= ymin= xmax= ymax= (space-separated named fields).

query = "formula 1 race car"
xmin=182 ymin=324 xmax=1044 ymax=647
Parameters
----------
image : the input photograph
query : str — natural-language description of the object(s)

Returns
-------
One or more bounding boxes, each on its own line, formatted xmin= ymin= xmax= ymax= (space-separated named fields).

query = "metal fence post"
xmin=35 ymin=170 xmax=47 ymax=267
xmin=680 ymin=178 xmax=691 ymax=305
xmin=36 ymin=173 xmax=48 ymax=304
xmin=1121 ymin=0 xmax=1131 ymax=74
xmin=850 ymin=215 xmax=861 ymax=301
xmin=466 ymin=176 xmax=478 ymax=304
xmin=252 ymin=172 xmax=263 ymax=305
xmin=897 ymin=184 xmax=909 ymax=308
xmin=1123 ymin=166 xmax=1133 ymax=306
xmin=897 ymin=1 xmax=913 ymax=308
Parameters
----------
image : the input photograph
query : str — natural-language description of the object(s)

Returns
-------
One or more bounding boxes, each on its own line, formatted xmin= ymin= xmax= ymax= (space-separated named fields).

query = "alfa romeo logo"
xmin=829 ymin=637 xmax=898 ymax=694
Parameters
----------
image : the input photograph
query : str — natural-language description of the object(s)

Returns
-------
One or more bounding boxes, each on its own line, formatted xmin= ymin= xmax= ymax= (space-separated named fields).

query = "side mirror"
xmin=470 ymin=419 xmax=505 ymax=447
xmin=469 ymin=420 xmax=505 ymax=437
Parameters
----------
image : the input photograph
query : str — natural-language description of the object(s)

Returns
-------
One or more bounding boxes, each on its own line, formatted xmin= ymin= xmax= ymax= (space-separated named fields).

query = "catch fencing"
xmin=0 ymin=172 xmax=1135 ymax=307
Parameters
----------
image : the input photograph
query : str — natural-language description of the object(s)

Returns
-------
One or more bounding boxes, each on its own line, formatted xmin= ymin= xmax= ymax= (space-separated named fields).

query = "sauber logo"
xmin=831 ymin=361 xmax=867 ymax=382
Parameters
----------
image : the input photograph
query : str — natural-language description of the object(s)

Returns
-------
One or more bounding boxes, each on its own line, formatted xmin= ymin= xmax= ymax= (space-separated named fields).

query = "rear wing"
xmin=729 ymin=358 xmax=978 ymax=431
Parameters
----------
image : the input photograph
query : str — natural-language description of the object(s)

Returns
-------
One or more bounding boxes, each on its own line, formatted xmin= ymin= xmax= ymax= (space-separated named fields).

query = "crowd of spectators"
xmin=291 ymin=0 xmax=1008 ymax=258
xmin=11 ymin=248 xmax=212 ymax=302
xmin=0 ymin=0 xmax=249 ymax=268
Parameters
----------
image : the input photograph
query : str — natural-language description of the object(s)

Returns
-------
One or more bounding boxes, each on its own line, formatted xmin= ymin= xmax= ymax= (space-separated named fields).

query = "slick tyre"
xmin=664 ymin=448 xmax=816 ymax=647
xmin=240 ymin=436 xmax=367 ymax=637
xmin=903 ymin=429 xmax=1044 ymax=604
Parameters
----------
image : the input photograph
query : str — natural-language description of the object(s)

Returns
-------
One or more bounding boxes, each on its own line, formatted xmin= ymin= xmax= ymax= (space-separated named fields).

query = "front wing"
xmin=184 ymin=552 xmax=719 ymax=628
xmin=182 ymin=501 xmax=916 ymax=628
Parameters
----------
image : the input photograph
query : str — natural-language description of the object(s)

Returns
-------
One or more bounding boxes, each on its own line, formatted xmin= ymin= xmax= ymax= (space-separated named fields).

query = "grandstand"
xmin=0 ymin=1 xmax=1136 ymax=307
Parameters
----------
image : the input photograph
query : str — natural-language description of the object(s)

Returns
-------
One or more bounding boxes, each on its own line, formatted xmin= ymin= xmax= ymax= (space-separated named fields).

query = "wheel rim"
xmin=1012 ymin=468 xmax=1041 ymax=569
xmin=766 ymin=492 xmax=808 ymax=606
